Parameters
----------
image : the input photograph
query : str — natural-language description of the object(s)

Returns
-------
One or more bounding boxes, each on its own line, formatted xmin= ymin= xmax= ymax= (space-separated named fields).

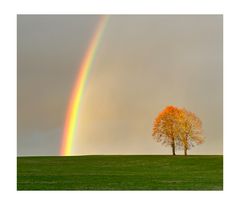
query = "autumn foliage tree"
xmin=178 ymin=109 xmax=204 ymax=156
xmin=152 ymin=106 xmax=182 ymax=155
xmin=152 ymin=106 xmax=204 ymax=156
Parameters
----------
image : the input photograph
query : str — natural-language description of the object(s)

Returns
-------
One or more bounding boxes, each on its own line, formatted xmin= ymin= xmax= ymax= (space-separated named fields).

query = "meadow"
xmin=17 ymin=155 xmax=223 ymax=190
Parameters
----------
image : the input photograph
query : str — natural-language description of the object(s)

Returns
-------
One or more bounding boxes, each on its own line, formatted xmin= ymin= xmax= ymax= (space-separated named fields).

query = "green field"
xmin=17 ymin=155 xmax=223 ymax=190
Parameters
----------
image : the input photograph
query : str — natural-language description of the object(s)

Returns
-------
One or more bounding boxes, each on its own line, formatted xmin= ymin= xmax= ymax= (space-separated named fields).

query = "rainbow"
xmin=61 ymin=16 xmax=109 ymax=156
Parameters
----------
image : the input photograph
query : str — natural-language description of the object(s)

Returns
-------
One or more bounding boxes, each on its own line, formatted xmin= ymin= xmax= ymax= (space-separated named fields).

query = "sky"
xmin=17 ymin=15 xmax=223 ymax=156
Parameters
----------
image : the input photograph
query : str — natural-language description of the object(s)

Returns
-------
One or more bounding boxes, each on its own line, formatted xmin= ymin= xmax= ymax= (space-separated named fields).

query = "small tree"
xmin=178 ymin=108 xmax=204 ymax=156
xmin=152 ymin=106 xmax=182 ymax=155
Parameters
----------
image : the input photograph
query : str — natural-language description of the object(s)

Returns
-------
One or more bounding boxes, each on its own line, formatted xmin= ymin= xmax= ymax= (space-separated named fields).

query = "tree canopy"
xmin=152 ymin=106 xmax=204 ymax=155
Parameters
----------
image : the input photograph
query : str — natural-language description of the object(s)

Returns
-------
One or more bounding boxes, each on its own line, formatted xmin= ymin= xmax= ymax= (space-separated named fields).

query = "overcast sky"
xmin=17 ymin=15 xmax=223 ymax=156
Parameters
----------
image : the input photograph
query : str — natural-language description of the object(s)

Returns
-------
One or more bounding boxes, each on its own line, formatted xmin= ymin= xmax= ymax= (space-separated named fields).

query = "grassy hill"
xmin=17 ymin=155 xmax=223 ymax=190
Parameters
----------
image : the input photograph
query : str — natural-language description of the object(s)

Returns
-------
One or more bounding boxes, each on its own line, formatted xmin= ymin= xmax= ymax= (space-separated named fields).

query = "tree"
xmin=152 ymin=106 xmax=182 ymax=155
xmin=152 ymin=106 xmax=204 ymax=156
xmin=177 ymin=108 xmax=204 ymax=156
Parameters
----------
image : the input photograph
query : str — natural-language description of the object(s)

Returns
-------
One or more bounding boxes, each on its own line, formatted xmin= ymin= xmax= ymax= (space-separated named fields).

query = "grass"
xmin=17 ymin=155 xmax=223 ymax=190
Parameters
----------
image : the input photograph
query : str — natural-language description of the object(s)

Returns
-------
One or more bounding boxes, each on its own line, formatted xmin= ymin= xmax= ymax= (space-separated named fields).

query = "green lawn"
xmin=17 ymin=155 xmax=223 ymax=190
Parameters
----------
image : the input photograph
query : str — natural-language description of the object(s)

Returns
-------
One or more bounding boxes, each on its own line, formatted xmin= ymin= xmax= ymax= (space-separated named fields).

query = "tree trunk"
xmin=184 ymin=148 xmax=187 ymax=156
xmin=184 ymin=134 xmax=188 ymax=156
xmin=172 ymin=140 xmax=176 ymax=156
